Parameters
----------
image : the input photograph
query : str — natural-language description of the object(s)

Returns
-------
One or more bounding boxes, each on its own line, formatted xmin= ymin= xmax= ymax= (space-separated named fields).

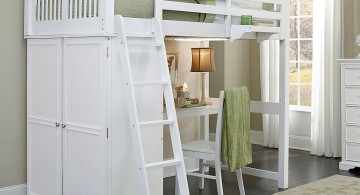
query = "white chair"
xmin=176 ymin=91 xmax=246 ymax=195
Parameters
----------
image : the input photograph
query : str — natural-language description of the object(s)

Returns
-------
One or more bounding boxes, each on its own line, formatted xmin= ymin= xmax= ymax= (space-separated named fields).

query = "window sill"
xmin=289 ymin=106 xmax=311 ymax=112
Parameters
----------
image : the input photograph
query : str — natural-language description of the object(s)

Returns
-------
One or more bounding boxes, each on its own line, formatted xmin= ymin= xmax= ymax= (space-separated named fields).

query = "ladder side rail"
xmin=115 ymin=15 xmax=151 ymax=195
xmin=152 ymin=18 xmax=190 ymax=195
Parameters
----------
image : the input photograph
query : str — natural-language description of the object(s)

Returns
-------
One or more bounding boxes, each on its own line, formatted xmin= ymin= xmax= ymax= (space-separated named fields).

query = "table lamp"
xmin=191 ymin=47 xmax=216 ymax=105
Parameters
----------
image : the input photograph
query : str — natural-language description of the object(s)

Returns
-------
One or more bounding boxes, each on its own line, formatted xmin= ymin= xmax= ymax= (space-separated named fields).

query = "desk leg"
xmin=200 ymin=115 xmax=209 ymax=140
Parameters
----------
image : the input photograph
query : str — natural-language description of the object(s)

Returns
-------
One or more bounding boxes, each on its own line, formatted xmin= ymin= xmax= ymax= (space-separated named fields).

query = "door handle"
xmin=62 ymin=124 xmax=66 ymax=128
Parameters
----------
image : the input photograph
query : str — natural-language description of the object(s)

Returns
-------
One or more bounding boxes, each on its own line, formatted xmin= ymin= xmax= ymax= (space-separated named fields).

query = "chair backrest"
xmin=214 ymin=91 xmax=225 ymax=164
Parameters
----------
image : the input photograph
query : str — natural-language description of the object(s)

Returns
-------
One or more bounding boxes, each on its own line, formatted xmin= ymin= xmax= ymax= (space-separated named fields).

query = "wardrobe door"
xmin=62 ymin=37 xmax=108 ymax=195
xmin=27 ymin=39 xmax=63 ymax=195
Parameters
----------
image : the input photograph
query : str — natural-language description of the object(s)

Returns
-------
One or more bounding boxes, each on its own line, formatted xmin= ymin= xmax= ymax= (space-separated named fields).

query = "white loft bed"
xmin=25 ymin=0 xmax=289 ymax=194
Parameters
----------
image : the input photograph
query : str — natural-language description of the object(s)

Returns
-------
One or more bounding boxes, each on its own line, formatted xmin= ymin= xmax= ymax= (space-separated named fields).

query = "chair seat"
xmin=182 ymin=140 xmax=216 ymax=154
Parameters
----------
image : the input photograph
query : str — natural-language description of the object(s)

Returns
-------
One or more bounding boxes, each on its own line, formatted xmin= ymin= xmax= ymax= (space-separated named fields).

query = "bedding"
xmin=114 ymin=0 xmax=202 ymax=22
xmin=114 ymin=0 xmax=275 ymax=24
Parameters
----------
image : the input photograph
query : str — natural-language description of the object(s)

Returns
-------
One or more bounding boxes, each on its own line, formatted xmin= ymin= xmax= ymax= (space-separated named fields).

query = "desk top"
xmin=175 ymin=98 xmax=219 ymax=118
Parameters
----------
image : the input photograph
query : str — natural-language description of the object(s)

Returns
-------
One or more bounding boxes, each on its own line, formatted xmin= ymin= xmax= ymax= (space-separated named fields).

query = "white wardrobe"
xmin=27 ymin=37 xmax=163 ymax=195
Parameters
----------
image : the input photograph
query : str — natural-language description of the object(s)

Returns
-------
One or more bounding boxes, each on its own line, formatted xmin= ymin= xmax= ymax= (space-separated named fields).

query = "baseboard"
xmin=289 ymin=134 xmax=311 ymax=151
xmin=250 ymin=130 xmax=264 ymax=145
xmin=0 ymin=184 xmax=26 ymax=195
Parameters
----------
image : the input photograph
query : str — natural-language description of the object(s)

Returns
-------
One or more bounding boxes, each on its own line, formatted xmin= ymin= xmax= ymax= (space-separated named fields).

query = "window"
xmin=289 ymin=0 xmax=313 ymax=108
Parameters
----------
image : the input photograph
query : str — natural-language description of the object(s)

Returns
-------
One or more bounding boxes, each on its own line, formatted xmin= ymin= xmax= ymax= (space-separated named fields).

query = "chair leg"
xmin=199 ymin=159 xmax=205 ymax=189
xmin=236 ymin=169 xmax=245 ymax=195
xmin=215 ymin=163 xmax=224 ymax=195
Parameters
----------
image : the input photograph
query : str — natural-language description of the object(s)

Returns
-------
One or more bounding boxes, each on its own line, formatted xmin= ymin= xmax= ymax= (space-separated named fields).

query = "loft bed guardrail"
xmin=24 ymin=0 xmax=288 ymax=40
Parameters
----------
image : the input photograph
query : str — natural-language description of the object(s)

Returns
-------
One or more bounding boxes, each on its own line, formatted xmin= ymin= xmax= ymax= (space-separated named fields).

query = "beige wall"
xmin=0 ymin=0 xmax=27 ymax=188
xmin=249 ymin=40 xmax=263 ymax=131
xmin=209 ymin=40 xmax=254 ymax=133
xmin=343 ymin=0 xmax=360 ymax=58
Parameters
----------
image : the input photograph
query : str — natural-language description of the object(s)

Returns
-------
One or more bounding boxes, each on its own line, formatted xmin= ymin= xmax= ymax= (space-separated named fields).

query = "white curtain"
xmin=311 ymin=0 xmax=342 ymax=157
xmin=260 ymin=40 xmax=280 ymax=148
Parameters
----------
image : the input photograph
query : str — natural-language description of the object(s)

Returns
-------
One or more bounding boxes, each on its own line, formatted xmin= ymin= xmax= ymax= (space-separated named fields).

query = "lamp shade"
xmin=191 ymin=47 xmax=216 ymax=72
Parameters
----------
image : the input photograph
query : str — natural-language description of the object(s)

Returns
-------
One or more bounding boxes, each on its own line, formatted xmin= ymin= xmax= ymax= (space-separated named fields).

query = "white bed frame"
xmin=25 ymin=0 xmax=289 ymax=191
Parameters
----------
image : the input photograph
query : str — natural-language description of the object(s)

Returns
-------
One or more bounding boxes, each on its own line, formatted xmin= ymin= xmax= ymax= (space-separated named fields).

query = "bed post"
xmin=24 ymin=0 xmax=31 ymax=36
xmin=101 ymin=0 xmax=114 ymax=34
xmin=278 ymin=39 xmax=289 ymax=189
xmin=278 ymin=0 xmax=290 ymax=189
xmin=155 ymin=0 xmax=163 ymax=20
xmin=224 ymin=0 xmax=231 ymax=37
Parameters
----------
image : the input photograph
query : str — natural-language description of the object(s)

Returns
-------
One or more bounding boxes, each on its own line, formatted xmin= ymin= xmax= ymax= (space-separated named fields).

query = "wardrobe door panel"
xmin=27 ymin=39 xmax=62 ymax=195
xmin=28 ymin=39 xmax=61 ymax=122
xmin=28 ymin=123 xmax=62 ymax=195
xmin=63 ymin=37 xmax=108 ymax=195
xmin=65 ymin=130 xmax=103 ymax=195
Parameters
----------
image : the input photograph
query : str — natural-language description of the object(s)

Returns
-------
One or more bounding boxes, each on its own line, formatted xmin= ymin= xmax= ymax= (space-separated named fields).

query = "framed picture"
xmin=166 ymin=52 xmax=178 ymax=83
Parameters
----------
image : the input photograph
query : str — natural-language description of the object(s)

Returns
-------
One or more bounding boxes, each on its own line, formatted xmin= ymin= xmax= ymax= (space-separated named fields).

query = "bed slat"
xmin=41 ymin=0 xmax=45 ymax=21
xmin=37 ymin=0 xmax=40 ymax=21
xmin=50 ymin=0 xmax=53 ymax=20
xmin=79 ymin=0 xmax=82 ymax=18
xmin=93 ymin=0 xmax=97 ymax=17
xmin=88 ymin=0 xmax=92 ymax=17
xmin=84 ymin=0 xmax=87 ymax=18
xmin=45 ymin=0 xmax=49 ymax=20
xmin=74 ymin=0 xmax=78 ymax=19
xmin=69 ymin=0 xmax=73 ymax=19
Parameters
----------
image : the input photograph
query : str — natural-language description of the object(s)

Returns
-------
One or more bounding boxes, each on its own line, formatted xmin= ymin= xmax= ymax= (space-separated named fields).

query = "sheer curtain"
xmin=311 ymin=0 xmax=342 ymax=157
xmin=260 ymin=40 xmax=280 ymax=148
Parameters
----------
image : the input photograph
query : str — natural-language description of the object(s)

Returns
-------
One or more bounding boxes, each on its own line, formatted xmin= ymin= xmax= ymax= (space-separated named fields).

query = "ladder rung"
xmin=140 ymin=120 xmax=175 ymax=127
xmin=127 ymin=41 xmax=161 ymax=47
xmin=126 ymin=33 xmax=155 ymax=38
xmin=133 ymin=81 xmax=169 ymax=86
xmin=146 ymin=159 xmax=182 ymax=170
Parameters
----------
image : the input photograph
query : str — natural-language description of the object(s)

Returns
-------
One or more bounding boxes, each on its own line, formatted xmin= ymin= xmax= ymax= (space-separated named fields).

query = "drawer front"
xmin=345 ymin=69 xmax=360 ymax=86
xmin=346 ymin=107 xmax=360 ymax=124
xmin=345 ymin=88 xmax=360 ymax=105
xmin=346 ymin=143 xmax=360 ymax=162
xmin=346 ymin=126 xmax=360 ymax=143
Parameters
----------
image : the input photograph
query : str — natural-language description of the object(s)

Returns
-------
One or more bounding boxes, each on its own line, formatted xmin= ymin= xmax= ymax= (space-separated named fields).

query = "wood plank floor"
xmin=163 ymin=145 xmax=360 ymax=195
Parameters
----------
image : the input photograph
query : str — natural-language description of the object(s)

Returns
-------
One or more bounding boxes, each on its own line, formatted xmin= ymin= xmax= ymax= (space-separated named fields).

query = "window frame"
xmin=289 ymin=0 xmax=313 ymax=111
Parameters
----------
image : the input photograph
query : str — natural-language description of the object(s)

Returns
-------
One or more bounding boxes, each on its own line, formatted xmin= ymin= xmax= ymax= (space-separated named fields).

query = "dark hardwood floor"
xmin=163 ymin=145 xmax=360 ymax=195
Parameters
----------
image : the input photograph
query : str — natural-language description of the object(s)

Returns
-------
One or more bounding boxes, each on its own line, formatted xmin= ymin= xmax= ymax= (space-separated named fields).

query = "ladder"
xmin=115 ymin=15 xmax=190 ymax=195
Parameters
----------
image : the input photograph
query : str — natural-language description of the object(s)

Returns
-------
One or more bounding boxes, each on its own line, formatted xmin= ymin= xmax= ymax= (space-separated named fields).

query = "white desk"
xmin=175 ymin=98 xmax=219 ymax=118
xmin=170 ymin=98 xmax=219 ymax=141
xmin=163 ymin=97 xmax=219 ymax=140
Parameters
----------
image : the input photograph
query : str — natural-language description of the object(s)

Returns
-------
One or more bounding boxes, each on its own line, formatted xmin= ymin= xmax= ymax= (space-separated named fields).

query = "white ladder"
xmin=115 ymin=15 xmax=190 ymax=195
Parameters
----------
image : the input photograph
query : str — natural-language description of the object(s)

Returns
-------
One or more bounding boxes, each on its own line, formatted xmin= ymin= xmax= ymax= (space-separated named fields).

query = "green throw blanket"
xmin=221 ymin=87 xmax=252 ymax=172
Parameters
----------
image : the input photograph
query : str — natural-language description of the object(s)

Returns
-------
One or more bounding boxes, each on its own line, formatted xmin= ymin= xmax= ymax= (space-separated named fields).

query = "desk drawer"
xmin=345 ymin=88 xmax=360 ymax=104
xmin=346 ymin=125 xmax=360 ymax=143
xmin=346 ymin=143 xmax=360 ymax=162
xmin=346 ymin=106 xmax=360 ymax=124
xmin=345 ymin=69 xmax=360 ymax=86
